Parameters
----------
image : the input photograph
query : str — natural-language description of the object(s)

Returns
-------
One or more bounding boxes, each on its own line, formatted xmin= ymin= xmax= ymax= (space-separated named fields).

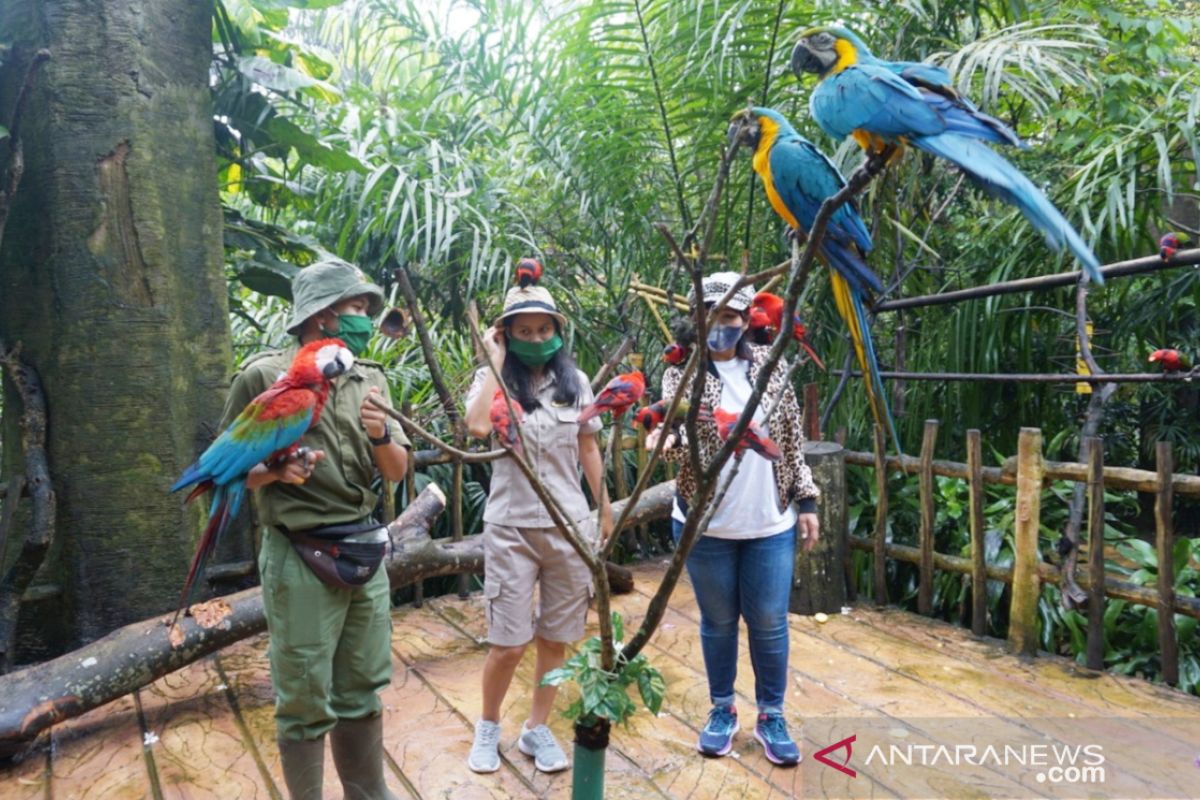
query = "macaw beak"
xmin=727 ymin=115 xmax=759 ymax=150
xmin=323 ymin=348 xmax=353 ymax=379
xmin=790 ymin=37 xmax=827 ymax=76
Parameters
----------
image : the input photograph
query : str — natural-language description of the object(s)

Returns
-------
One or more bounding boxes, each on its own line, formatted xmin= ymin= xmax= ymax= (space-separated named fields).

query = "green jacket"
xmin=221 ymin=345 xmax=410 ymax=531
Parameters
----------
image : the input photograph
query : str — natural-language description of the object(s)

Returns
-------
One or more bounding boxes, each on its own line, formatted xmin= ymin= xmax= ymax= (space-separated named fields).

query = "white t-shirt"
xmin=671 ymin=357 xmax=797 ymax=539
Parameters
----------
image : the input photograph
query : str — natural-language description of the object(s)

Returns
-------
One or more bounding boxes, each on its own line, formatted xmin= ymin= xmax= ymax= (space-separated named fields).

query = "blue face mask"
xmin=707 ymin=322 xmax=743 ymax=352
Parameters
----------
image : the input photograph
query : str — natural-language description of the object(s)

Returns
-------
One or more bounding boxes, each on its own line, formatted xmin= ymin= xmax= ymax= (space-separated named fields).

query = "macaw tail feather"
xmin=799 ymin=340 xmax=827 ymax=371
xmin=913 ymin=133 xmax=1102 ymax=284
xmin=576 ymin=404 xmax=602 ymax=425
xmin=170 ymin=461 xmax=206 ymax=494
xmin=173 ymin=482 xmax=246 ymax=622
xmin=830 ymin=271 xmax=902 ymax=453
xmin=822 ymin=237 xmax=884 ymax=296
xmin=182 ymin=480 xmax=213 ymax=506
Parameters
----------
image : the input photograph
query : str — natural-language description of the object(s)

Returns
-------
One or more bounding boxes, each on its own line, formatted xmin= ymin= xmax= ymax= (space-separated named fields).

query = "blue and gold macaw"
xmin=791 ymin=26 xmax=1103 ymax=284
xmin=729 ymin=106 xmax=900 ymax=449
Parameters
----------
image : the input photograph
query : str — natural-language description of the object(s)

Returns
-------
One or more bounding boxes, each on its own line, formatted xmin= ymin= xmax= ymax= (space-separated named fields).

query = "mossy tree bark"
xmin=0 ymin=1 xmax=229 ymax=658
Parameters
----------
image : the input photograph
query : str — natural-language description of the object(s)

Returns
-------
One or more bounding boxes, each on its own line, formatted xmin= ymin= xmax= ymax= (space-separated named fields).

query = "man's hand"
xmin=797 ymin=512 xmax=820 ymax=553
xmin=274 ymin=448 xmax=325 ymax=485
xmin=361 ymin=386 xmax=390 ymax=440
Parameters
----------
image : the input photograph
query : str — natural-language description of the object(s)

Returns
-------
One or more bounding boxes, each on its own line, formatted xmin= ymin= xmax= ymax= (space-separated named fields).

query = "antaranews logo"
xmin=812 ymin=734 xmax=1107 ymax=788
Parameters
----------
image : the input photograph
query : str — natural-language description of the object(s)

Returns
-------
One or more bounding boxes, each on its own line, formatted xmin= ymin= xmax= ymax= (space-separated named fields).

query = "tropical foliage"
xmin=210 ymin=0 xmax=1200 ymax=691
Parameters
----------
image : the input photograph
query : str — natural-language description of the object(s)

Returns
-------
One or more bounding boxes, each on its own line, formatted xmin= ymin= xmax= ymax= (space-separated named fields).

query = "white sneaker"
xmin=517 ymin=722 xmax=569 ymax=773
xmin=468 ymin=719 xmax=501 ymax=773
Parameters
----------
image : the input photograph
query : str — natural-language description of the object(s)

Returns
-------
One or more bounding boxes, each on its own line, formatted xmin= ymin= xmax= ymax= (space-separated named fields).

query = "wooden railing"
xmin=845 ymin=421 xmax=1195 ymax=685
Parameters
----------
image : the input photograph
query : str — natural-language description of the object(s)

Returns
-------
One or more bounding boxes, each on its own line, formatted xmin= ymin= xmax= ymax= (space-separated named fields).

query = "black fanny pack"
xmin=278 ymin=520 xmax=388 ymax=590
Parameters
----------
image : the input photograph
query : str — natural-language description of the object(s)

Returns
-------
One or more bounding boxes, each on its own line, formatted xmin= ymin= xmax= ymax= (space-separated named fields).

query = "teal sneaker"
xmin=697 ymin=704 xmax=738 ymax=757
xmin=754 ymin=712 xmax=800 ymax=766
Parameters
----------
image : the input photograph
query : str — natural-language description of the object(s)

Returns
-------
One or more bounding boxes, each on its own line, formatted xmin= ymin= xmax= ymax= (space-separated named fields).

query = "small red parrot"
xmin=578 ymin=370 xmax=646 ymax=423
xmin=516 ymin=257 xmax=543 ymax=287
xmin=1159 ymin=233 xmax=1181 ymax=262
xmin=703 ymin=406 xmax=782 ymax=461
xmin=662 ymin=342 xmax=689 ymax=365
xmin=635 ymin=401 xmax=666 ymax=433
xmin=171 ymin=338 xmax=354 ymax=619
xmin=748 ymin=291 xmax=826 ymax=369
xmin=490 ymin=389 xmax=525 ymax=455
xmin=1149 ymin=349 xmax=1192 ymax=372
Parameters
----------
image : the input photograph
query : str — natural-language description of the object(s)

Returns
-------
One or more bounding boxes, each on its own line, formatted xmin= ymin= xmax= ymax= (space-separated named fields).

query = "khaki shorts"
xmin=483 ymin=520 xmax=595 ymax=647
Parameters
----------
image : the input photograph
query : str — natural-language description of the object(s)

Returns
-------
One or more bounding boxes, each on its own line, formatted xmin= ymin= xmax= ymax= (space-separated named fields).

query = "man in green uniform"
xmin=222 ymin=258 xmax=410 ymax=800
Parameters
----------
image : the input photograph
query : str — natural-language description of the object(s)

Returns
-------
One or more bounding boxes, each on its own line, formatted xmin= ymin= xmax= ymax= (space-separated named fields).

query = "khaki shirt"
xmin=466 ymin=367 xmax=601 ymax=527
xmin=221 ymin=345 xmax=410 ymax=532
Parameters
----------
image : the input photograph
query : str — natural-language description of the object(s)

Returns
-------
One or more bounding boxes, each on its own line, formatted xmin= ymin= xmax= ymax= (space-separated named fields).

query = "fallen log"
xmin=0 ymin=481 xmax=675 ymax=758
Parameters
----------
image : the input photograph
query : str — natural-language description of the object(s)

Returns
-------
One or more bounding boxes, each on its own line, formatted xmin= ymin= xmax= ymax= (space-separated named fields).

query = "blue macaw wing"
xmin=767 ymin=135 xmax=883 ymax=295
xmin=811 ymin=63 xmax=947 ymax=141
xmin=768 ymin=134 xmax=873 ymax=253
xmin=176 ymin=389 xmax=316 ymax=490
xmin=891 ymin=61 xmax=953 ymax=92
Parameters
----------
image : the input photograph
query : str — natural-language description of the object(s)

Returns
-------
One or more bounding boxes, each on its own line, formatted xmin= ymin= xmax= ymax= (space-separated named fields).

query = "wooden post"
xmin=804 ymin=382 xmax=821 ymax=441
xmin=872 ymin=424 xmax=888 ymax=606
xmin=1009 ymin=427 xmax=1044 ymax=656
xmin=967 ymin=429 xmax=987 ymax=636
xmin=790 ymin=442 xmax=847 ymax=615
xmin=1156 ymin=441 xmax=1178 ymax=686
xmin=917 ymin=420 xmax=939 ymax=616
xmin=1085 ymin=437 xmax=1106 ymax=670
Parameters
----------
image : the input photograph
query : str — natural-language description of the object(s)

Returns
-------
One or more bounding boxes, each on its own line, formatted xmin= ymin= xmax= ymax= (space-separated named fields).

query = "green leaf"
xmin=540 ymin=667 xmax=574 ymax=688
xmin=637 ymin=667 xmax=666 ymax=715
xmin=612 ymin=611 xmax=624 ymax=643
xmin=0 ymin=125 xmax=8 ymax=140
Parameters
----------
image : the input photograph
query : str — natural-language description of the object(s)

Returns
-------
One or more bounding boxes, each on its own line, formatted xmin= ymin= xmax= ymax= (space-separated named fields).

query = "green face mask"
xmin=509 ymin=333 xmax=563 ymax=367
xmin=323 ymin=313 xmax=373 ymax=357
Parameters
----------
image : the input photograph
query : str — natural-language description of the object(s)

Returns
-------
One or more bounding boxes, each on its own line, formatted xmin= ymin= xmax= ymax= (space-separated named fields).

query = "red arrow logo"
xmin=814 ymin=734 xmax=857 ymax=778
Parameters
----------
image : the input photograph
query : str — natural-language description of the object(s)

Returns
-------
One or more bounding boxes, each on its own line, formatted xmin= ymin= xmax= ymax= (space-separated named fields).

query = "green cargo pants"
xmin=260 ymin=528 xmax=393 ymax=742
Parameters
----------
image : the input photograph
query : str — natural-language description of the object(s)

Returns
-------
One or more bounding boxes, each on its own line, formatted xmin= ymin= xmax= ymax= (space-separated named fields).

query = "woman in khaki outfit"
xmin=463 ymin=268 xmax=612 ymax=774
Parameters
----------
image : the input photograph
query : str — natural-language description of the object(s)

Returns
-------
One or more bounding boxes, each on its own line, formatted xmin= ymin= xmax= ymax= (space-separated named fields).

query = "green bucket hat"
xmin=286 ymin=258 xmax=385 ymax=335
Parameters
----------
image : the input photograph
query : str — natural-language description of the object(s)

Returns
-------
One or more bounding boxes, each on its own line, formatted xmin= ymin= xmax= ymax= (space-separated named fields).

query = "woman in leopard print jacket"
xmin=646 ymin=271 xmax=819 ymax=767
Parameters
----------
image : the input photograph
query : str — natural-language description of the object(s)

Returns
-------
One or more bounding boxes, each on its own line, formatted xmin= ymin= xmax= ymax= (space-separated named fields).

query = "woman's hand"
xmin=598 ymin=501 xmax=614 ymax=547
xmin=797 ymin=512 xmax=820 ymax=553
xmin=644 ymin=428 xmax=676 ymax=451
xmin=482 ymin=324 xmax=507 ymax=370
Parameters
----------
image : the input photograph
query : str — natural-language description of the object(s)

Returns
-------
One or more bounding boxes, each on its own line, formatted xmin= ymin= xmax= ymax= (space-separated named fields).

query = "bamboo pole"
xmin=1085 ymin=437 xmax=1105 ymax=670
xmin=1156 ymin=441 xmax=1178 ymax=686
xmin=872 ymin=248 xmax=1200 ymax=312
xmin=967 ymin=429 xmax=987 ymax=636
xmin=872 ymin=423 xmax=888 ymax=606
xmin=1009 ymin=428 xmax=1044 ymax=656
xmin=917 ymin=420 xmax=939 ymax=616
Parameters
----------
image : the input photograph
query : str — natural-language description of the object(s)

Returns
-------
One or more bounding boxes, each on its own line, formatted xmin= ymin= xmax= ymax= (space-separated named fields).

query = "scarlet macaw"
xmin=729 ymin=106 xmax=899 ymax=449
xmin=578 ymin=370 xmax=647 ymax=423
xmin=490 ymin=388 xmax=525 ymax=456
xmin=171 ymin=338 xmax=354 ymax=616
xmin=790 ymin=26 xmax=1103 ymax=284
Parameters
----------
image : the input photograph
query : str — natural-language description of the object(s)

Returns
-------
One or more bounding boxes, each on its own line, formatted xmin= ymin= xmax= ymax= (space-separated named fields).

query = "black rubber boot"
xmin=277 ymin=735 xmax=325 ymax=800
xmin=329 ymin=715 xmax=398 ymax=800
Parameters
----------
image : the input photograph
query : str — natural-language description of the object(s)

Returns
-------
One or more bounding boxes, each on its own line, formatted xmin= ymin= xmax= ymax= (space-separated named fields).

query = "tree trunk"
xmin=790 ymin=441 xmax=848 ymax=615
xmin=0 ymin=0 xmax=229 ymax=659
xmin=0 ymin=483 xmax=659 ymax=758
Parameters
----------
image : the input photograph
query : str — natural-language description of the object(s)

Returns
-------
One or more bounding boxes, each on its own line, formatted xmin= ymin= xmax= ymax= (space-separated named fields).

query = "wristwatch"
xmin=368 ymin=430 xmax=392 ymax=446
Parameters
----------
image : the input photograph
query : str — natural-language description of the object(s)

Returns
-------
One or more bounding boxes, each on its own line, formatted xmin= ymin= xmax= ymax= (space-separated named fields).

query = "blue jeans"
xmin=671 ymin=519 xmax=796 ymax=715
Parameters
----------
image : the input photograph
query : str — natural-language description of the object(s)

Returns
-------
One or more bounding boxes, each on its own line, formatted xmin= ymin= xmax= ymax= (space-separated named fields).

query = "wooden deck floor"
xmin=2 ymin=562 xmax=1198 ymax=799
